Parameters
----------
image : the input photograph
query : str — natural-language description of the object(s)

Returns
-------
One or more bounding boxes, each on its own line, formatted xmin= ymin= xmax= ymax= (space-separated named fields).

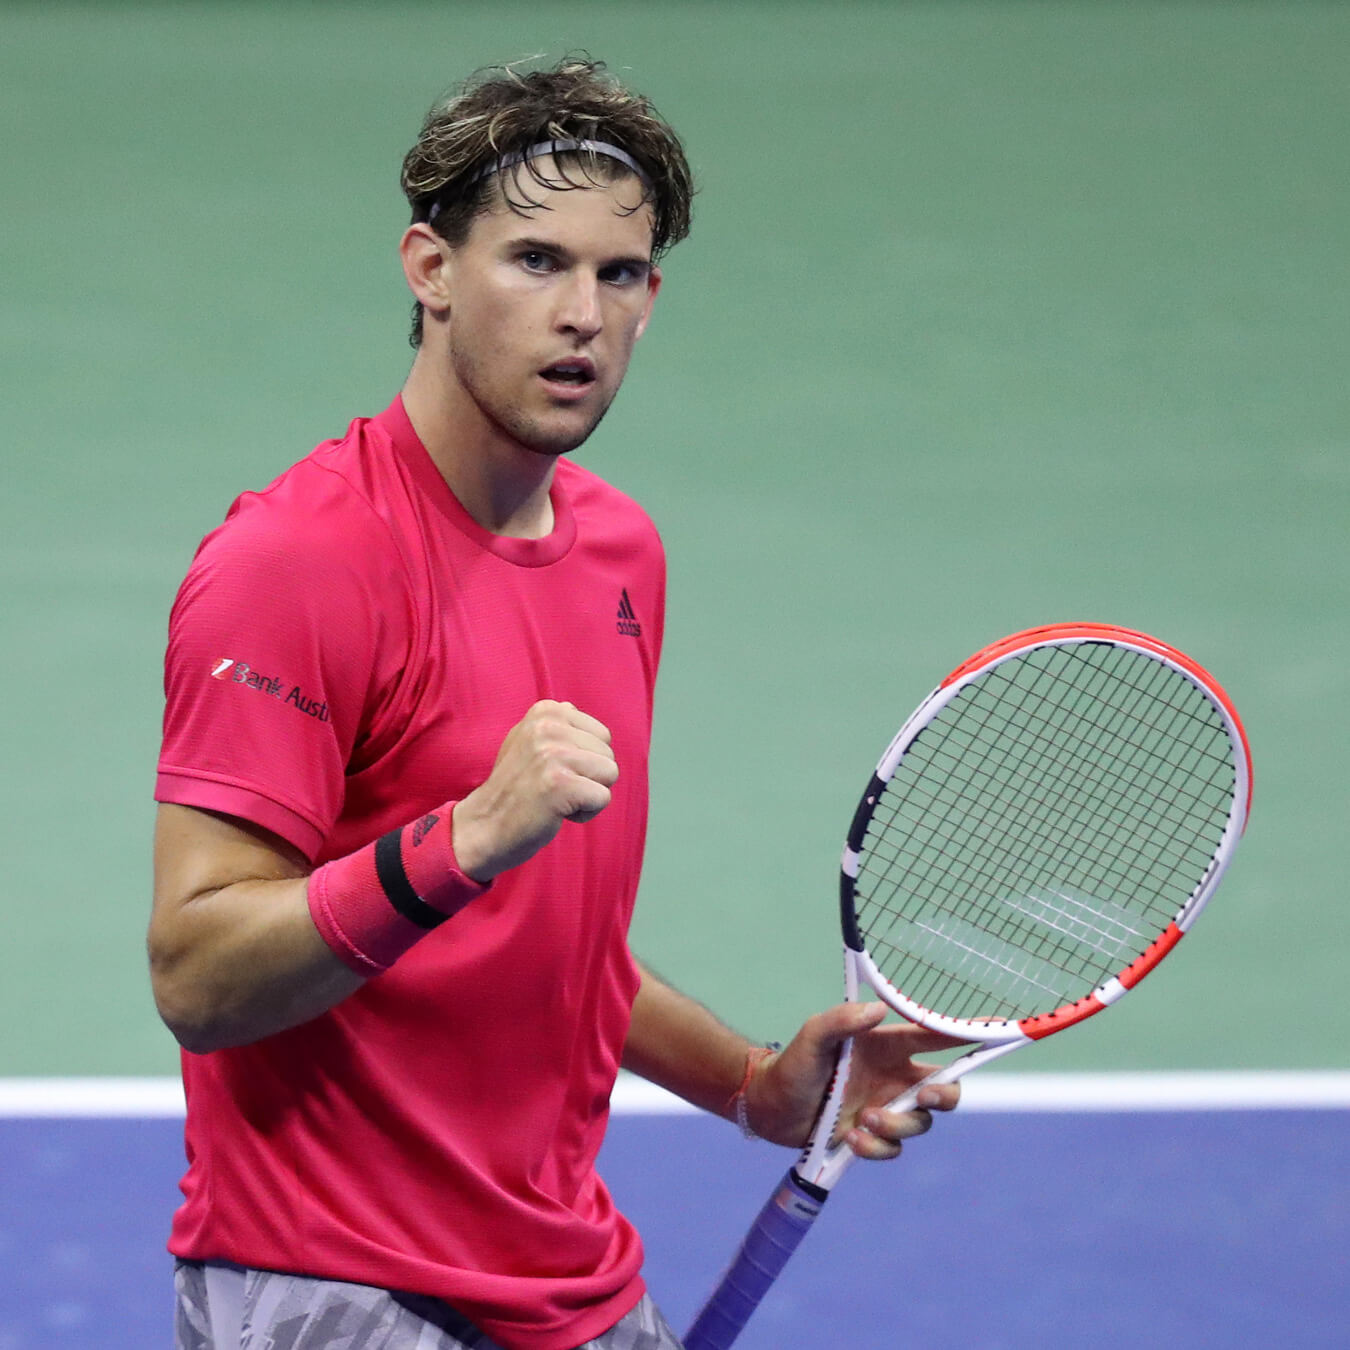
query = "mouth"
xmin=539 ymin=357 xmax=598 ymax=397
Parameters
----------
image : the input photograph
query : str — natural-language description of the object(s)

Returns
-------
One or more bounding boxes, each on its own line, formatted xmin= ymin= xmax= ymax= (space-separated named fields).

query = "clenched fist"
xmin=450 ymin=701 xmax=618 ymax=882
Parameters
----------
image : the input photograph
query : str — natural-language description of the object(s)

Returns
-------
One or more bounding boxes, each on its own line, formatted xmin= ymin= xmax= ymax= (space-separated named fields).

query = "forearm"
xmin=622 ymin=962 xmax=762 ymax=1121
xmin=149 ymin=796 xmax=491 ymax=1051
xmin=150 ymin=704 xmax=612 ymax=1055
xmin=149 ymin=872 xmax=364 ymax=1054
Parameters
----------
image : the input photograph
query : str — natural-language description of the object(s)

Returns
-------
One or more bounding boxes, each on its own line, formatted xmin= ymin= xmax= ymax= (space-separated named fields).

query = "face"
xmin=438 ymin=165 xmax=662 ymax=457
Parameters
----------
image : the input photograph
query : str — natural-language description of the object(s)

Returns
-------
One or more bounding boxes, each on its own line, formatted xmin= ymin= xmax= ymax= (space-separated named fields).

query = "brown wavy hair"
xmin=401 ymin=56 xmax=695 ymax=346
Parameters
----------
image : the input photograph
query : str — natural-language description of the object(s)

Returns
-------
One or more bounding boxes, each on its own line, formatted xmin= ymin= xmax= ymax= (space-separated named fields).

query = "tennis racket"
xmin=684 ymin=622 xmax=1252 ymax=1350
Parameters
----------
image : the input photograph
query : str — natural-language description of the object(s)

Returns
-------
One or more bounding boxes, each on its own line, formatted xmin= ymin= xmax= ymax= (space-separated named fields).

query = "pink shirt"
xmin=156 ymin=398 xmax=665 ymax=1350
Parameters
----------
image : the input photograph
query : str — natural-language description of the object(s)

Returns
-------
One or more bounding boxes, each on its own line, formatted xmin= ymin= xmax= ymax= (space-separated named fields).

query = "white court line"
xmin=952 ymin=1070 xmax=1350 ymax=1112
xmin=615 ymin=1070 xmax=1350 ymax=1114
xmin=0 ymin=1078 xmax=187 ymax=1117
xmin=1 ymin=1071 xmax=1349 ymax=1118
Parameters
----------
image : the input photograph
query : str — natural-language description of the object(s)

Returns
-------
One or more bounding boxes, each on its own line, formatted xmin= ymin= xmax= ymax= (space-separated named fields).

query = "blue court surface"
xmin=1 ymin=1083 xmax=1345 ymax=1349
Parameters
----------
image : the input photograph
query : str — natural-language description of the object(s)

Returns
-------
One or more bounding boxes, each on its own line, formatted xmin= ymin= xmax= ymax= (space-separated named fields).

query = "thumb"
xmin=806 ymin=1001 xmax=888 ymax=1060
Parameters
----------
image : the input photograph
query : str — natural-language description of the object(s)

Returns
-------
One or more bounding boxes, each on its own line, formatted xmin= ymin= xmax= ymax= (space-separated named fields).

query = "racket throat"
xmin=796 ymin=1035 xmax=856 ymax=1182
xmin=785 ymin=1167 xmax=830 ymax=1211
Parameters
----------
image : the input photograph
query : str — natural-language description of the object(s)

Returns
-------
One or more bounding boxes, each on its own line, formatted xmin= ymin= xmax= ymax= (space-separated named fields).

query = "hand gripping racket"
xmin=684 ymin=623 xmax=1252 ymax=1350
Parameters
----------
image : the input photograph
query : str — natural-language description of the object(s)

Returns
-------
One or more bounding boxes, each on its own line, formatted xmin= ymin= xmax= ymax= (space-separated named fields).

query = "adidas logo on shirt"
xmin=616 ymin=589 xmax=642 ymax=638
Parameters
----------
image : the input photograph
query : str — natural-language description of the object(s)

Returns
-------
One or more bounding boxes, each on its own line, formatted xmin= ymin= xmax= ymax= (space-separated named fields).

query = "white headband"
xmin=428 ymin=139 xmax=648 ymax=221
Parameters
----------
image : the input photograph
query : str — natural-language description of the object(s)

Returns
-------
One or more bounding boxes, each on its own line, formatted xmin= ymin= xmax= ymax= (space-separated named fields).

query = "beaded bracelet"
xmin=728 ymin=1041 xmax=783 ymax=1140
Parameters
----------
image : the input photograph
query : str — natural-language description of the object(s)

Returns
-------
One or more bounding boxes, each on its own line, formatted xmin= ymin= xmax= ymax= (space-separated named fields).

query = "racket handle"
xmin=683 ymin=1168 xmax=826 ymax=1350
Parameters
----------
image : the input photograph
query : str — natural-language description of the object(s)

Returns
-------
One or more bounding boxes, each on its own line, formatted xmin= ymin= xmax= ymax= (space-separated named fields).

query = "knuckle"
xmin=528 ymin=699 xmax=567 ymax=728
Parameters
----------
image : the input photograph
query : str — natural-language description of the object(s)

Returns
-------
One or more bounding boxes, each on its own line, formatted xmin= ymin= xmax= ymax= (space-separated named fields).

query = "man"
xmin=149 ymin=58 xmax=957 ymax=1350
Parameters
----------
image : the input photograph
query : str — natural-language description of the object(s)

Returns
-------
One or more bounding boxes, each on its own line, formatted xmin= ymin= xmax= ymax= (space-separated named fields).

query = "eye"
xmin=600 ymin=262 xmax=647 ymax=286
xmin=519 ymin=250 xmax=555 ymax=273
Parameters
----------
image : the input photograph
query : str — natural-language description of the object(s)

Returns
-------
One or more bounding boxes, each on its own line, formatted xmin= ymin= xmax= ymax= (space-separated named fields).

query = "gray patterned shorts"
xmin=173 ymin=1261 xmax=684 ymax=1350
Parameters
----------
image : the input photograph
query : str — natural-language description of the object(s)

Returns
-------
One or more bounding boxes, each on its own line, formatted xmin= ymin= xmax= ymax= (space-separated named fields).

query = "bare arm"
xmin=623 ymin=963 xmax=962 ymax=1156
xmin=147 ymin=804 xmax=364 ymax=1054
xmin=149 ymin=700 xmax=619 ymax=1055
xmin=621 ymin=962 xmax=754 ymax=1120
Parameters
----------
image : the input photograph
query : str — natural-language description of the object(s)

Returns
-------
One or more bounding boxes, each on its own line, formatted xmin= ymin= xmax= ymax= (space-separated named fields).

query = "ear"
xmin=634 ymin=265 xmax=663 ymax=341
xmin=400 ymin=223 xmax=453 ymax=317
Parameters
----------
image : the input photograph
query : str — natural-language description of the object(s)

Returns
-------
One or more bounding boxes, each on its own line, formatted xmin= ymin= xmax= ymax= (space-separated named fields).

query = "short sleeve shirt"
xmin=156 ymin=398 xmax=665 ymax=1350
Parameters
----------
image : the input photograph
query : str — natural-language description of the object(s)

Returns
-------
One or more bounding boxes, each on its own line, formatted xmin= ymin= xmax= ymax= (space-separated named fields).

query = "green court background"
xmin=3 ymin=2 xmax=1346 ymax=1077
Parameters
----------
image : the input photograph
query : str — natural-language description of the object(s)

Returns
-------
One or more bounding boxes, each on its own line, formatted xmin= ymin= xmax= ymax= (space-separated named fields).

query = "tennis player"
xmin=148 ymin=57 xmax=958 ymax=1350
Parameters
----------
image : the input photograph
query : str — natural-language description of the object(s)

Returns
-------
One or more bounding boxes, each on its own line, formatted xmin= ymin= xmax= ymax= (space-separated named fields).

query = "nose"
xmin=556 ymin=270 xmax=603 ymax=341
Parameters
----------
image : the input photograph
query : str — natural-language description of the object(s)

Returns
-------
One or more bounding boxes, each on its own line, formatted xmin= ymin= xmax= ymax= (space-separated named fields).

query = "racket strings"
xmin=998 ymin=649 xmax=1231 ymax=894
xmin=912 ymin=647 xmax=1227 ymax=909
xmin=869 ymin=667 xmax=1231 ymax=1013
xmin=852 ymin=643 xmax=1237 ymax=1021
xmin=891 ymin=716 xmax=1213 ymax=926
xmin=869 ymin=657 xmax=1214 ymax=950
xmin=864 ymin=650 xmax=1236 ymax=1015
xmin=951 ymin=646 xmax=1226 ymax=856
xmin=905 ymin=658 xmax=1229 ymax=918
xmin=862 ymin=793 xmax=1144 ymax=1019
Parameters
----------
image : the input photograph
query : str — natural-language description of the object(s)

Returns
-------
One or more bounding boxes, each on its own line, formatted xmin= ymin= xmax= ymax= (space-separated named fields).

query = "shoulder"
xmin=183 ymin=417 xmax=408 ymax=604
xmin=557 ymin=459 xmax=663 ymax=557
xmin=166 ymin=417 xmax=424 ymax=692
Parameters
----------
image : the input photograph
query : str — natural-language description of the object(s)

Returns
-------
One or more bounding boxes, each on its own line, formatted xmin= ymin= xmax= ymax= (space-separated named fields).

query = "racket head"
xmin=840 ymin=623 xmax=1251 ymax=1045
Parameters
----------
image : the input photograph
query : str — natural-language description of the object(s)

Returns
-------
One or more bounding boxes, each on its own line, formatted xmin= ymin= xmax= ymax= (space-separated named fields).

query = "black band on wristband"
xmin=374 ymin=828 xmax=449 ymax=930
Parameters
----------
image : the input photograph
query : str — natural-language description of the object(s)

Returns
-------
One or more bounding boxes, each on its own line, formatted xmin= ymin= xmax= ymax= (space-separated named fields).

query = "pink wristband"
xmin=307 ymin=805 xmax=489 ymax=976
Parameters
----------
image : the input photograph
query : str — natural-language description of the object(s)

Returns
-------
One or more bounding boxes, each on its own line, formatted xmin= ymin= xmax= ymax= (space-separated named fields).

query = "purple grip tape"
xmin=684 ymin=1169 xmax=825 ymax=1350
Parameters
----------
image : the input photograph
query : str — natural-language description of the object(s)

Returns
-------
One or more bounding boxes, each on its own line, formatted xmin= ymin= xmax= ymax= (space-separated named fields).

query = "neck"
xmin=401 ymin=348 xmax=557 ymax=539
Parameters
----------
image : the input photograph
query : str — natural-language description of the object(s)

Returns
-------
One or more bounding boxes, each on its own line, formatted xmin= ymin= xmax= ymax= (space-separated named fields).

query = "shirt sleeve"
xmin=156 ymin=466 xmax=410 ymax=861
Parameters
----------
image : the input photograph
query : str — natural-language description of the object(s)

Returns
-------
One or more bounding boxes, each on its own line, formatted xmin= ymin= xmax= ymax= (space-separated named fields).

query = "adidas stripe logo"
xmin=616 ymin=589 xmax=642 ymax=637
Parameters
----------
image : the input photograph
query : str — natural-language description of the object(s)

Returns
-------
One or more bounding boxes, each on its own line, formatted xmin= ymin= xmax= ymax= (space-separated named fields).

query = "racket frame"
xmin=800 ymin=624 xmax=1251 ymax=1190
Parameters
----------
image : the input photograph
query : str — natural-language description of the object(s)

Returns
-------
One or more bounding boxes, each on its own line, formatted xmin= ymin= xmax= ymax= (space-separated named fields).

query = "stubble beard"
xmin=452 ymin=344 xmax=617 ymax=459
